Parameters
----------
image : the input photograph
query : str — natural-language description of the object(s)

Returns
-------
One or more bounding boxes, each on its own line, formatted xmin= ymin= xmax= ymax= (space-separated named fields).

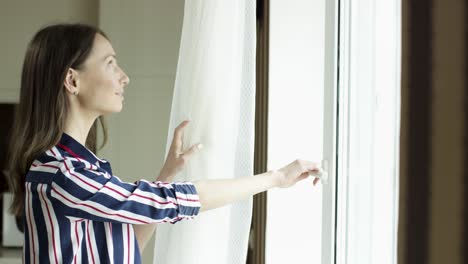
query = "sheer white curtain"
xmin=153 ymin=1 xmax=256 ymax=264
xmin=336 ymin=0 xmax=401 ymax=263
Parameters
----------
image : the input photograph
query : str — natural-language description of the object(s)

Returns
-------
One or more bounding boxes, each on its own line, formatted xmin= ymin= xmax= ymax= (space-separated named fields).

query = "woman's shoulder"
xmin=29 ymin=145 xmax=111 ymax=181
xmin=31 ymin=146 xmax=94 ymax=172
xmin=26 ymin=147 xmax=69 ymax=183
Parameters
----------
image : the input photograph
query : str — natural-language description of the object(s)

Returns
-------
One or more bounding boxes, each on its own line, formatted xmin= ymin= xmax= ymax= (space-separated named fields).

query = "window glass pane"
xmin=266 ymin=0 xmax=326 ymax=263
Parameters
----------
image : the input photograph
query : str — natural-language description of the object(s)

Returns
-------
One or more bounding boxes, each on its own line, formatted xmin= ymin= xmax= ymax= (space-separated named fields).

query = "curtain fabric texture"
xmin=153 ymin=1 xmax=256 ymax=263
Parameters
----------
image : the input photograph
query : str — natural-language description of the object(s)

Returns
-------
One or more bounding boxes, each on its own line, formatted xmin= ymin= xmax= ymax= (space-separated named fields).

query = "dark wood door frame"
xmin=248 ymin=0 xmax=269 ymax=264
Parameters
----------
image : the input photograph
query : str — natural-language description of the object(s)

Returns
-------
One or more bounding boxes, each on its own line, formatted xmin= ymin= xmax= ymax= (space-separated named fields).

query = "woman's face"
xmin=77 ymin=33 xmax=130 ymax=115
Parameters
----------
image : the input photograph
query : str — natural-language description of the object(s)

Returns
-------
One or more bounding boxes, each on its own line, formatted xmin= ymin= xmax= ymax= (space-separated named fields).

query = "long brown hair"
xmin=7 ymin=23 xmax=109 ymax=216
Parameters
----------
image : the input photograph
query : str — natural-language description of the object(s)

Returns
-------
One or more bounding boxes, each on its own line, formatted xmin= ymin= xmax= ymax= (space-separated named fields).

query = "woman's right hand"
xmin=275 ymin=159 xmax=322 ymax=188
xmin=157 ymin=120 xmax=202 ymax=182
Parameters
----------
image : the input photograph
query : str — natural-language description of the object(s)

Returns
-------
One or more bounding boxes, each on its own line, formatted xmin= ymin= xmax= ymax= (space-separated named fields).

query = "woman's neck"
xmin=63 ymin=109 xmax=98 ymax=146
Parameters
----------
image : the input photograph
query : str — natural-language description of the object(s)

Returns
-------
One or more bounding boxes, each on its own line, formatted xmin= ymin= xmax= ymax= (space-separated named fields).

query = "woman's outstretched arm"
xmin=133 ymin=159 xmax=321 ymax=253
xmin=194 ymin=159 xmax=322 ymax=212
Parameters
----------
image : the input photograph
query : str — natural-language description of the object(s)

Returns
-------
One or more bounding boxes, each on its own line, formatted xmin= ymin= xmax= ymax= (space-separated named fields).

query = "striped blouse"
xmin=23 ymin=133 xmax=201 ymax=263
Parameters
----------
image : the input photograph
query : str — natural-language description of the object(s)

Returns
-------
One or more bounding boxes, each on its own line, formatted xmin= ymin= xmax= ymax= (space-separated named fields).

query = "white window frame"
xmin=327 ymin=0 xmax=401 ymax=263
xmin=321 ymin=0 xmax=339 ymax=263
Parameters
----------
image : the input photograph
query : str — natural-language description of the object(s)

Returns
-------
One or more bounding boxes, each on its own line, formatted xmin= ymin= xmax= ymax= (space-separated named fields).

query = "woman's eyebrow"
xmin=103 ymin=54 xmax=117 ymax=61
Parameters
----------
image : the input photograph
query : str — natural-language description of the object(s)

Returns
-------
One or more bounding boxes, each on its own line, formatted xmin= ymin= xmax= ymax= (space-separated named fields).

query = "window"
xmin=265 ymin=0 xmax=400 ymax=263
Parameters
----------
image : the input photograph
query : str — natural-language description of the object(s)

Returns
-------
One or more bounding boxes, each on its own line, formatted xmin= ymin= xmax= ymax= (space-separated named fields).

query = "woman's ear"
xmin=63 ymin=68 xmax=79 ymax=95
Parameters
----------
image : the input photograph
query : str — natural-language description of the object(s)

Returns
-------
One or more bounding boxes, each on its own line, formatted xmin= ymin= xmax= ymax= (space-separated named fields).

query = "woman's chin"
xmin=101 ymin=104 xmax=123 ymax=115
xmin=114 ymin=101 xmax=124 ymax=112
xmin=114 ymin=105 xmax=123 ymax=113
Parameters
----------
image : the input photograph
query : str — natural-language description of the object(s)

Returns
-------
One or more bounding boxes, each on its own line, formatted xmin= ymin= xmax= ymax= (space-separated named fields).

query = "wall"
xmin=0 ymin=0 xmax=98 ymax=102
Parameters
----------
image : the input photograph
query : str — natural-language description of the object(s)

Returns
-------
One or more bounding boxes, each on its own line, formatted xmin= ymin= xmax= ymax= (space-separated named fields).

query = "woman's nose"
xmin=121 ymin=70 xmax=130 ymax=86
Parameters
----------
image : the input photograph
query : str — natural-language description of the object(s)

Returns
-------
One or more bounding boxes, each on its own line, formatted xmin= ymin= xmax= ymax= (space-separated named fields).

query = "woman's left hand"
xmin=156 ymin=120 xmax=202 ymax=182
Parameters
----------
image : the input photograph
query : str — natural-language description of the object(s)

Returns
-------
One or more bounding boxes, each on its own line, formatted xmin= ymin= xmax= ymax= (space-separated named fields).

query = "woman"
xmin=7 ymin=23 xmax=322 ymax=263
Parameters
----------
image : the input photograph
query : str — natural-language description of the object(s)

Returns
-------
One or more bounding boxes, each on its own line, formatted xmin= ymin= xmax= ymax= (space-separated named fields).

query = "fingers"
xmin=303 ymin=160 xmax=321 ymax=171
xmin=170 ymin=121 xmax=203 ymax=162
xmin=309 ymin=167 xmax=323 ymax=176
xmin=294 ymin=159 xmax=321 ymax=174
xmin=298 ymin=173 xmax=309 ymax=182
xmin=170 ymin=120 xmax=190 ymax=153
xmin=313 ymin=177 xmax=320 ymax=186
xmin=180 ymin=143 xmax=203 ymax=159
xmin=174 ymin=120 xmax=190 ymax=140
xmin=294 ymin=159 xmax=322 ymax=187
